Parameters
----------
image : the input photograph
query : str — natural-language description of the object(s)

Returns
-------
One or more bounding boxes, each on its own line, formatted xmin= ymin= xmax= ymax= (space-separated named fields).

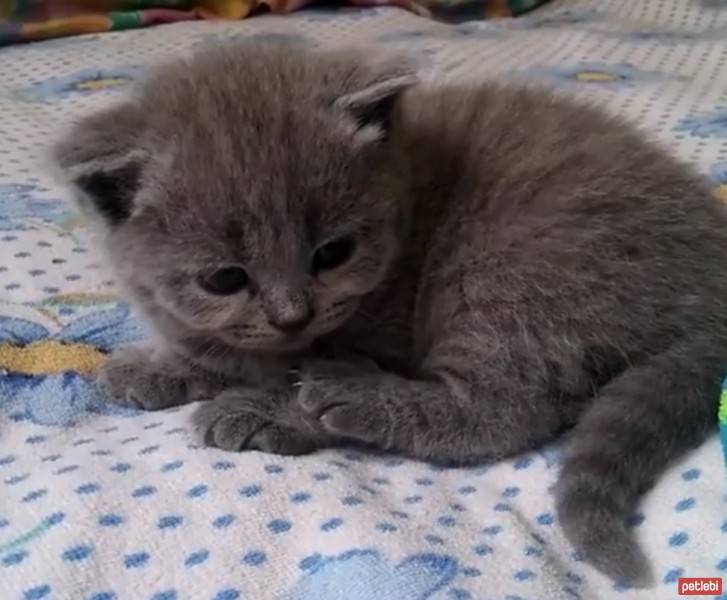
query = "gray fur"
xmin=52 ymin=40 xmax=727 ymax=587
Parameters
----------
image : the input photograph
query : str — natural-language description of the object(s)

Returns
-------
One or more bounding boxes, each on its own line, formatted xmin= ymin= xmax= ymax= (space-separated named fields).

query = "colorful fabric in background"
xmin=0 ymin=0 xmax=548 ymax=45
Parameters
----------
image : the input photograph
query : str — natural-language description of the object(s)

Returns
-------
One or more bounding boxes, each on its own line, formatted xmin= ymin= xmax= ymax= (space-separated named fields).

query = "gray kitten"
xmin=53 ymin=41 xmax=727 ymax=587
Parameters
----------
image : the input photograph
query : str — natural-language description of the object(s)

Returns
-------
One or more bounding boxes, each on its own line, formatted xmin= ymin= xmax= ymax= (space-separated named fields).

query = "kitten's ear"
xmin=52 ymin=102 xmax=147 ymax=227
xmin=335 ymin=58 xmax=419 ymax=141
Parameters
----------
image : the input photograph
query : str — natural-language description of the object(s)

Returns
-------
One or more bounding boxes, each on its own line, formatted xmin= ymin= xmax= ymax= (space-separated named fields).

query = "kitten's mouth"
xmin=270 ymin=335 xmax=314 ymax=352
xmin=221 ymin=328 xmax=314 ymax=353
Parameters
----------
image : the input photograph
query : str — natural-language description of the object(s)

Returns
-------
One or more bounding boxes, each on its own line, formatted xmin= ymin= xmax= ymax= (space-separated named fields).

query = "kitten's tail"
xmin=555 ymin=335 xmax=723 ymax=587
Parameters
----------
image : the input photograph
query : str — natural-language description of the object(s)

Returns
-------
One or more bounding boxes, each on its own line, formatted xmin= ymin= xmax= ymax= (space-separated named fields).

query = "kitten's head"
xmin=53 ymin=42 xmax=418 ymax=354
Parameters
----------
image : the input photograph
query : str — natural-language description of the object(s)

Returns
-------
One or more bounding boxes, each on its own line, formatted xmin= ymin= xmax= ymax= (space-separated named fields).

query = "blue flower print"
xmin=674 ymin=109 xmax=727 ymax=139
xmin=280 ymin=549 xmax=458 ymax=600
xmin=17 ymin=66 xmax=145 ymax=102
xmin=522 ymin=62 xmax=669 ymax=89
xmin=0 ymin=303 xmax=146 ymax=426
xmin=711 ymin=162 xmax=727 ymax=182
xmin=710 ymin=163 xmax=727 ymax=202
xmin=600 ymin=27 xmax=727 ymax=45
xmin=0 ymin=183 xmax=73 ymax=231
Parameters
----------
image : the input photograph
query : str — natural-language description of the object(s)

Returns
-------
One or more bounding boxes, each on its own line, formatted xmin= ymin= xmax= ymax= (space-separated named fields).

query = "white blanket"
xmin=0 ymin=1 xmax=725 ymax=599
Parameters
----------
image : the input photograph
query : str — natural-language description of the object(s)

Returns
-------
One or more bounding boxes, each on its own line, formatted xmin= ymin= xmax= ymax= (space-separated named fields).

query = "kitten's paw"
xmin=193 ymin=392 xmax=317 ymax=455
xmin=297 ymin=376 xmax=390 ymax=446
xmin=97 ymin=347 xmax=187 ymax=411
xmin=319 ymin=403 xmax=390 ymax=445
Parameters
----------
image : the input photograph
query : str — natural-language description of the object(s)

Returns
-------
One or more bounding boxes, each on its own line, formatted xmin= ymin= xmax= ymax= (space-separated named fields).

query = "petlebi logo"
xmin=677 ymin=577 xmax=722 ymax=596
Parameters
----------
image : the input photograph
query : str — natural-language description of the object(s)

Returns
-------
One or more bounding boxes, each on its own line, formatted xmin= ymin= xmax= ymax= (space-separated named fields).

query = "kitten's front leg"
xmin=295 ymin=358 xmax=554 ymax=465
xmin=98 ymin=345 xmax=223 ymax=410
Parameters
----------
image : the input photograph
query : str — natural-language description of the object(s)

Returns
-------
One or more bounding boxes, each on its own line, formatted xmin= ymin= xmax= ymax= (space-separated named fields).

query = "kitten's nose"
xmin=263 ymin=285 xmax=314 ymax=334
xmin=268 ymin=308 xmax=313 ymax=334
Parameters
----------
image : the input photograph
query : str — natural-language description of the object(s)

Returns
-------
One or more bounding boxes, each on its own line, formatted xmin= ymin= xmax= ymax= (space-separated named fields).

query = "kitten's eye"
xmin=313 ymin=237 xmax=355 ymax=272
xmin=201 ymin=266 xmax=249 ymax=295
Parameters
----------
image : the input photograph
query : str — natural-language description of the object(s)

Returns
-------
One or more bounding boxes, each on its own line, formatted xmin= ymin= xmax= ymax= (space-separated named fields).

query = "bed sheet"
xmin=0 ymin=1 xmax=726 ymax=599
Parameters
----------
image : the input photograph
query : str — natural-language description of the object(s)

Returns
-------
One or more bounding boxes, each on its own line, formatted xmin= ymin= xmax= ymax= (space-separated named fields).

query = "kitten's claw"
xmin=297 ymin=376 xmax=390 ymax=446
xmin=318 ymin=403 xmax=388 ymax=445
xmin=97 ymin=347 xmax=187 ymax=411
xmin=250 ymin=423 xmax=319 ymax=455
xmin=193 ymin=392 xmax=317 ymax=455
xmin=204 ymin=411 xmax=263 ymax=451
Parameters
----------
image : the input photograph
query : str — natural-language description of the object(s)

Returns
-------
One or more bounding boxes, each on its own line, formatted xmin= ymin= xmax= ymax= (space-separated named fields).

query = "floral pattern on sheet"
xmin=0 ymin=183 xmax=74 ymax=231
xmin=675 ymin=109 xmax=727 ymax=139
xmin=0 ymin=303 xmax=145 ymax=426
xmin=16 ymin=66 xmax=145 ymax=102
xmin=522 ymin=62 xmax=672 ymax=89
